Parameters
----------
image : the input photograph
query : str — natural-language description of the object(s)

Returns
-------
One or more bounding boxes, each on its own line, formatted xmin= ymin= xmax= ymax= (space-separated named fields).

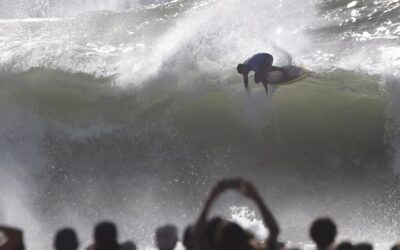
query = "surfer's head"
xmin=236 ymin=64 xmax=248 ymax=74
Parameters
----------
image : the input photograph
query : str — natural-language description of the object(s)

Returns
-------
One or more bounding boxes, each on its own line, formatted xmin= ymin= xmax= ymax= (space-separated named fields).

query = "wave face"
xmin=0 ymin=0 xmax=400 ymax=249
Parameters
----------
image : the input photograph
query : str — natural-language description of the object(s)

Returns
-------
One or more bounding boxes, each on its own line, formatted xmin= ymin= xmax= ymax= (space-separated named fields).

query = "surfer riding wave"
xmin=237 ymin=53 xmax=279 ymax=95
xmin=236 ymin=47 xmax=310 ymax=95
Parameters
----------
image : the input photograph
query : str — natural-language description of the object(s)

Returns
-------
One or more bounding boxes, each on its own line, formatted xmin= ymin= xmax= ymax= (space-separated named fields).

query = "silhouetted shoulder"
xmin=0 ymin=226 xmax=24 ymax=250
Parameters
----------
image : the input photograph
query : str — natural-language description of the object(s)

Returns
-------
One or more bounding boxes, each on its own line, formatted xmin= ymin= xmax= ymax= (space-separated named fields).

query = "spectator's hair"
xmin=182 ymin=225 xmax=194 ymax=250
xmin=215 ymin=221 xmax=252 ymax=250
xmin=309 ymin=217 xmax=337 ymax=249
xmin=355 ymin=242 xmax=373 ymax=250
xmin=0 ymin=226 xmax=25 ymax=250
xmin=391 ymin=243 xmax=400 ymax=250
xmin=54 ymin=228 xmax=79 ymax=250
xmin=206 ymin=217 xmax=224 ymax=246
xmin=155 ymin=224 xmax=178 ymax=250
xmin=337 ymin=241 xmax=355 ymax=250
xmin=120 ymin=241 xmax=137 ymax=250
xmin=95 ymin=222 xmax=117 ymax=243
xmin=94 ymin=221 xmax=119 ymax=250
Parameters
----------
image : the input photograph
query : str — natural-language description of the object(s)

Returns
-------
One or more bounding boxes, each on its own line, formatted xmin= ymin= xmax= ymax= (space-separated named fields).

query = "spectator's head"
xmin=391 ymin=243 xmax=400 ymax=250
xmin=182 ymin=225 xmax=194 ymax=250
xmin=155 ymin=225 xmax=178 ymax=250
xmin=309 ymin=218 xmax=337 ymax=250
xmin=206 ymin=217 xmax=224 ymax=246
xmin=355 ymin=242 xmax=373 ymax=250
xmin=215 ymin=221 xmax=252 ymax=250
xmin=94 ymin=221 xmax=119 ymax=250
xmin=120 ymin=241 xmax=137 ymax=250
xmin=337 ymin=241 xmax=355 ymax=250
xmin=54 ymin=228 xmax=78 ymax=250
xmin=0 ymin=226 xmax=25 ymax=250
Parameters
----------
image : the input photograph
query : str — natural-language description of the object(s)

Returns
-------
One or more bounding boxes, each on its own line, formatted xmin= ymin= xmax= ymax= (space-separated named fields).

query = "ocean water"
xmin=0 ymin=0 xmax=399 ymax=249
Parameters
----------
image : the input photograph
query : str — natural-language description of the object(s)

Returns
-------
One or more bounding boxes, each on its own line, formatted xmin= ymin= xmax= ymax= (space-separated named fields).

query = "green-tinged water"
xmin=0 ymin=0 xmax=400 ymax=249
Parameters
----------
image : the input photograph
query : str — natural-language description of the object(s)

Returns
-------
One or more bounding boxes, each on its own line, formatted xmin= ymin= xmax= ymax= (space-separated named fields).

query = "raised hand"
xmin=239 ymin=180 xmax=260 ymax=200
xmin=238 ymin=180 xmax=280 ymax=246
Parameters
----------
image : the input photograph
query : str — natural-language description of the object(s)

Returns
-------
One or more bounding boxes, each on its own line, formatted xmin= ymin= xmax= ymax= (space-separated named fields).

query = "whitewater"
xmin=0 ymin=0 xmax=399 ymax=249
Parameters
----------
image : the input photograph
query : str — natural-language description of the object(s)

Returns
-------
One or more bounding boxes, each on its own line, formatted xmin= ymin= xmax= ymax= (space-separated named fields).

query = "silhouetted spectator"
xmin=0 ymin=226 xmax=25 ymax=250
xmin=120 ymin=241 xmax=137 ymax=250
xmin=206 ymin=217 xmax=224 ymax=247
xmin=194 ymin=179 xmax=280 ymax=250
xmin=155 ymin=225 xmax=178 ymax=250
xmin=182 ymin=225 xmax=194 ymax=250
xmin=87 ymin=221 xmax=120 ymax=250
xmin=215 ymin=221 xmax=252 ymax=250
xmin=354 ymin=242 xmax=373 ymax=250
xmin=336 ymin=242 xmax=355 ymax=250
xmin=309 ymin=218 xmax=337 ymax=250
xmin=54 ymin=228 xmax=79 ymax=250
xmin=391 ymin=243 xmax=400 ymax=250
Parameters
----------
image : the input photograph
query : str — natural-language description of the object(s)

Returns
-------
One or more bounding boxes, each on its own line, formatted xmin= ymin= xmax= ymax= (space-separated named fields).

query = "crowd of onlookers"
xmin=0 ymin=179 xmax=399 ymax=250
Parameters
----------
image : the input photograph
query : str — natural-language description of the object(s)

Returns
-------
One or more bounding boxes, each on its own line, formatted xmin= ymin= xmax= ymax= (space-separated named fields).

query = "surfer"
xmin=237 ymin=53 xmax=280 ymax=95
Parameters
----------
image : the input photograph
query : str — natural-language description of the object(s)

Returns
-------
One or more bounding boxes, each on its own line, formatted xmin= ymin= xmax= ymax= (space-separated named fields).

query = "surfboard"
xmin=264 ymin=66 xmax=310 ymax=85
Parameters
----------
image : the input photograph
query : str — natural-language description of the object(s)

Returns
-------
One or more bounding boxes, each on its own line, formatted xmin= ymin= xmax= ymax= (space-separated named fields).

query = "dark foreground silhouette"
xmin=0 ymin=179 xmax=396 ymax=250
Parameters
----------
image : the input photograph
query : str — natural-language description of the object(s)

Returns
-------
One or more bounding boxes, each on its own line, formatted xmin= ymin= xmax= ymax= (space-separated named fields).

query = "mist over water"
xmin=0 ymin=0 xmax=400 ymax=249
xmin=0 ymin=0 xmax=172 ymax=18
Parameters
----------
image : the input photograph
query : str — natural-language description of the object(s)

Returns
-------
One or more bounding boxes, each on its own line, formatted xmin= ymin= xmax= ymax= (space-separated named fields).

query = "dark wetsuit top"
xmin=244 ymin=53 xmax=273 ymax=73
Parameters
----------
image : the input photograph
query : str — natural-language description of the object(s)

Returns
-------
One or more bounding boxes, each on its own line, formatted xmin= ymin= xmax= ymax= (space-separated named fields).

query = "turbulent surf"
xmin=0 ymin=0 xmax=399 ymax=249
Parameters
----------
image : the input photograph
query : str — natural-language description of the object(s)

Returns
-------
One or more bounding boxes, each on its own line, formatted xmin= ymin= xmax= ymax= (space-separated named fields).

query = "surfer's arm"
xmin=243 ymin=73 xmax=249 ymax=89
xmin=194 ymin=181 xmax=228 ymax=237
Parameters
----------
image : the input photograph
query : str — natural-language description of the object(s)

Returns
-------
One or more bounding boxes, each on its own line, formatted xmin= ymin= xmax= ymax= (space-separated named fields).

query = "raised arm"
xmin=195 ymin=183 xmax=222 ymax=230
xmin=195 ymin=180 xmax=241 ymax=234
xmin=195 ymin=180 xmax=228 ymax=239
xmin=240 ymin=181 xmax=280 ymax=248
